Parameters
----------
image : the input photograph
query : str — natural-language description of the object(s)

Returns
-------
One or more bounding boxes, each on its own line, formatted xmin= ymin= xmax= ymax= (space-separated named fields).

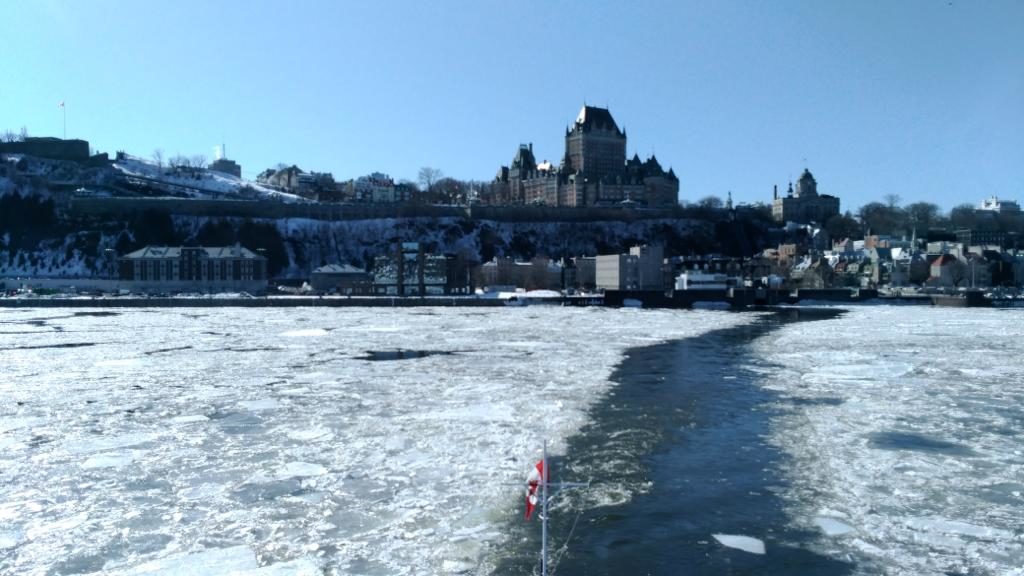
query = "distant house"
xmin=310 ymin=264 xmax=372 ymax=294
xmin=927 ymin=254 xmax=963 ymax=288
xmin=350 ymin=172 xmax=413 ymax=203
xmin=793 ymin=256 xmax=834 ymax=289
xmin=256 ymin=165 xmax=335 ymax=200
xmin=257 ymin=165 xmax=302 ymax=190
xmin=118 ymin=245 xmax=267 ymax=293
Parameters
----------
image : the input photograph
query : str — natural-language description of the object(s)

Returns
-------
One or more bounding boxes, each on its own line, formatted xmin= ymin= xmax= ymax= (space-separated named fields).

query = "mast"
xmin=529 ymin=440 xmax=587 ymax=576
xmin=542 ymin=440 xmax=548 ymax=576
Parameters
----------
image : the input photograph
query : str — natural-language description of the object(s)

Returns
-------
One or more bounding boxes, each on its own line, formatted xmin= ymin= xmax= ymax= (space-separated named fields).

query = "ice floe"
xmin=814 ymin=516 xmax=855 ymax=536
xmin=277 ymin=462 xmax=328 ymax=478
xmin=754 ymin=307 xmax=1024 ymax=574
xmin=0 ymin=306 xmax=752 ymax=575
xmin=712 ymin=534 xmax=766 ymax=554
xmin=280 ymin=328 xmax=329 ymax=338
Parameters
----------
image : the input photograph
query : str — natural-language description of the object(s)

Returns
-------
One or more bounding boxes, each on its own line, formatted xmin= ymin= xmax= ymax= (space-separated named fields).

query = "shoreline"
xmin=0 ymin=296 xmax=513 ymax=308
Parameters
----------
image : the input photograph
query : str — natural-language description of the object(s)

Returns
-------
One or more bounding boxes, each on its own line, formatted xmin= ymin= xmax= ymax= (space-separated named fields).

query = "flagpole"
xmin=62 ymin=103 xmax=66 ymax=139
xmin=523 ymin=441 xmax=588 ymax=576
xmin=542 ymin=440 xmax=548 ymax=576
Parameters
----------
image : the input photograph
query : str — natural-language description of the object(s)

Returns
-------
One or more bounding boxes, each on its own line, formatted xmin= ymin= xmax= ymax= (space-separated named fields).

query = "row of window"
xmin=130 ymin=259 xmax=262 ymax=282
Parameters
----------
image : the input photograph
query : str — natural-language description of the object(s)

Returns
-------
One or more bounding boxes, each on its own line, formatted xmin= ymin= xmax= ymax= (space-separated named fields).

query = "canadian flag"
xmin=524 ymin=459 xmax=546 ymax=520
xmin=58 ymin=101 xmax=64 ymax=108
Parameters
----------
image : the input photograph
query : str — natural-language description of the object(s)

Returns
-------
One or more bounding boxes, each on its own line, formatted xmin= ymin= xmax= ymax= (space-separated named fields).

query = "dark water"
xmin=495 ymin=309 xmax=856 ymax=575
xmin=356 ymin=349 xmax=457 ymax=361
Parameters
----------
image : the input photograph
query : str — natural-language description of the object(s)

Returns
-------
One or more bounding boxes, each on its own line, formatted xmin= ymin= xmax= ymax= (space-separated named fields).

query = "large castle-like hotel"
xmin=493 ymin=106 xmax=679 ymax=208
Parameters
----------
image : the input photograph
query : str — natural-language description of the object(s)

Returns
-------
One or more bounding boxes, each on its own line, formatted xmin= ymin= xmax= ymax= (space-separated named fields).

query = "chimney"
xmin=773 ymin=185 xmax=778 ymax=200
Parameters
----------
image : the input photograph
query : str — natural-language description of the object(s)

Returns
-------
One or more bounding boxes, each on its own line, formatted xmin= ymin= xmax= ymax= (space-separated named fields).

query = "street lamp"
xmin=103 ymin=248 xmax=116 ymax=295
xmin=103 ymin=248 xmax=116 ymax=278
xmin=256 ymin=248 xmax=268 ymax=296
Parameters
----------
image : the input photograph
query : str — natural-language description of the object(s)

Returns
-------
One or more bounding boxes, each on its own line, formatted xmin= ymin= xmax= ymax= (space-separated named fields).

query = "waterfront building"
xmin=372 ymin=242 xmax=469 ymax=296
xmin=494 ymin=106 xmax=679 ymax=208
xmin=771 ymin=169 xmax=840 ymax=224
xmin=674 ymin=270 xmax=734 ymax=290
xmin=118 ymin=245 xmax=267 ymax=293
xmin=309 ymin=264 xmax=373 ymax=294
xmin=595 ymin=245 xmax=665 ymax=291
xmin=477 ymin=257 xmax=564 ymax=292
xmin=562 ymin=256 xmax=597 ymax=292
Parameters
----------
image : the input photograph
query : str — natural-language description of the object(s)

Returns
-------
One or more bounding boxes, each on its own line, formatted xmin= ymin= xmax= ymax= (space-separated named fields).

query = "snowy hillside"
xmin=2 ymin=153 xmax=302 ymax=202
xmin=1 ymin=160 xmax=718 ymax=280
xmin=112 ymin=156 xmax=303 ymax=202
xmin=0 ymin=211 xmax=710 ymax=280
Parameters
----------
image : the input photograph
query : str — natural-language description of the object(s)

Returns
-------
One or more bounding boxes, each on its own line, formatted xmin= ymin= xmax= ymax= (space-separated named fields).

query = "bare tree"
xmin=418 ymin=167 xmax=443 ymax=192
xmin=698 ymin=195 xmax=723 ymax=209
xmin=905 ymin=201 xmax=939 ymax=232
xmin=169 ymin=155 xmax=189 ymax=174
xmin=949 ymin=204 xmax=976 ymax=229
xmin=152 ymin=149 xmax=164 ymax=172
xmin=1 ymin=130 xmax=17 ymax=143
xmin=191 ymin=155 xmax=207 ymax=170
xmin=19 ymin=126 xmax=28 ymax=142
xmin=949 ymin=259 xmax=969 ymax=288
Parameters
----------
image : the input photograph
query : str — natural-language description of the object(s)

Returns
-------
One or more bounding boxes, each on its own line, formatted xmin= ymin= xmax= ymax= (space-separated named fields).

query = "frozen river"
xmin=0 ymin=306 xmax=1021 ymax=575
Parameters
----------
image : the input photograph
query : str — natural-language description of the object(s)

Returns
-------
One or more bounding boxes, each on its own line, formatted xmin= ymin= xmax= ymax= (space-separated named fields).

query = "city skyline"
xmin=2 ymin=0 xmax=1022 ymax=211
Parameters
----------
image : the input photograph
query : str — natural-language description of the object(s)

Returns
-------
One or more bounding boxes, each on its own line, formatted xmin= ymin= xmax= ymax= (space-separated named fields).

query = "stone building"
xmin=0 ymin=137 xmax=90 ymax=161
xmin=118 ymin=245 xmax=267 ymax=293
xmin=209 ymin=157 xmax=242 ymax=178
xmin=771 ymin=169 xmax=840 ymax=224
xmin=494 ymin=106 xmax=679 ymax=208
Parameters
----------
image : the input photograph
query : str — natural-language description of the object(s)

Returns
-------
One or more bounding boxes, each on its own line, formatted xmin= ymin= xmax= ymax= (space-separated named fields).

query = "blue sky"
xmin=2 ymin=0 xmax=1021 ymax=211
